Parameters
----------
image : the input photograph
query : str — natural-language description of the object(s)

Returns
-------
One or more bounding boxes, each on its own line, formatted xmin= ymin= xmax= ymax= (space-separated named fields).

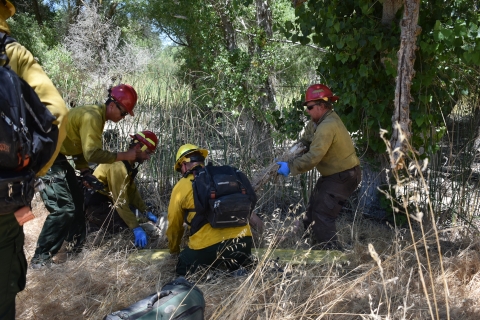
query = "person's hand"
xmin=146 ymin=211 xmax=158 ymax=223
xmin=276 ymin=162 xmax=290 ymax=177
xmin=125 ymin=148 xmax=138 ymax=161
xmin=133 ymin=226 xmax=147 ymax=248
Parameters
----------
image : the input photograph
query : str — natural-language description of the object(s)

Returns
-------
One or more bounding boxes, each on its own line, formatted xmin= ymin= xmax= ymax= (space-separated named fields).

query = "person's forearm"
xmin=116 ymin=148 xmax=145 ymax=162
xmin=116 ymin=151 xmax=133 ymax=161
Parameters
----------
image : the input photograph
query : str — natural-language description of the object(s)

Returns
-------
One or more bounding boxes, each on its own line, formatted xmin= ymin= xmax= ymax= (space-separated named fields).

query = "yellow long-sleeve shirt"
xmin=60 ymin=104 xmax=117 ymax=169
xmin=290 ymin=111 xmax=360 ymax=176
xmin=167 ymin=173 xmax=252 ymax=254
xmin=93 ymin=161 xmax=147 ymax=229
xmin=5 ymin=42 xmax=68 ymax=176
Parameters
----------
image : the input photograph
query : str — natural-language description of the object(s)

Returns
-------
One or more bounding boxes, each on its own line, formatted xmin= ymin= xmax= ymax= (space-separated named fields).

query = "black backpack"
xmin=0 ymin=33 xmax=59 ymax=212
xmin=187 ymin=164 xmax=257 ymax=235
xmin=104 ymin=277 xmax=205 ymax=320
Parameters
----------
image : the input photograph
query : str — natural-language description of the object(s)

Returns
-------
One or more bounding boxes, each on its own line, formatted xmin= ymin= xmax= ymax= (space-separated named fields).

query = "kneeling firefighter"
xmin=167 ymin=144 xmax=257 ymax=276
xmin=85 ymin=130 xmax=159 ymax=248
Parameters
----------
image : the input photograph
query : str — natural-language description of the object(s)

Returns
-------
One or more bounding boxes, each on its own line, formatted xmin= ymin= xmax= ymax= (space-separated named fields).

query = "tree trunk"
xmin=106 ymin=2 xmax=118 ymax=20
xmin=31 ymin=0 xmax=43 ymax=26
xmin=381 ymin=0 xmax=404 ymax=27
xmin=255 ymin=0 xmax=273 ymax=39
xmin=389 ymin=0 xmax=421 ymax=169
xmin=213 ymin=1 xmax=237 ymax=51
xmin=253 ymin=0 xmax=276 ymax=157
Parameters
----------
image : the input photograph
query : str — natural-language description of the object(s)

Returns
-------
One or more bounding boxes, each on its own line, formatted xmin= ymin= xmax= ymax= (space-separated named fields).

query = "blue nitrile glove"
xmin=146 ymin=211 xmax=158 ymax=223
xmin=276 ymin=162 xmax=290 ymax=177
xmin=133 ymin=226 xmax=147 ymax=248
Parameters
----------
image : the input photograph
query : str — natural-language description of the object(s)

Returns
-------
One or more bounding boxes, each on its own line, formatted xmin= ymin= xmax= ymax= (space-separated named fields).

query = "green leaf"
xmin=326 ymin=18 xmax=334 ymax=28
xmin=285 ymin=21 xmax=294 ymax=31
xmin=440 ymin=29 xmax=453 ymax=41
xmin=347 ymin=39 xmax=358 ymax=49
xmin=299 ymin=36 xmax=311 ymax=45
xmin=359 ymin=64 xmax=368 ymax=77
xmin=415 ymin=117 xmax=424 ymax=127
xmin=334 ymin=21 xmax=340 ymax=33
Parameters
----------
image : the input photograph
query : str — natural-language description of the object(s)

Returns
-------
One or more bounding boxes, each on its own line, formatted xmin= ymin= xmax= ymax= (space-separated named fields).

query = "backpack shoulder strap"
xmin=121 ymin=160 xmax=138 ymax=184
xmin=203 ymin=165 xmax=218 ymax=199
xmin=0 ymin=32 xmax=16 ymax=67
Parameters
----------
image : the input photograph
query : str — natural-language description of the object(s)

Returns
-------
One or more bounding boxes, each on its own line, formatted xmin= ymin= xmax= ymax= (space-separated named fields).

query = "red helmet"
xmin=130 ymin=130 xmax=158 ymax=152
xmin=109 ymin=84 xmax=138 ymax=116
xmin=304 ymin=84 xmax=339 ymax=105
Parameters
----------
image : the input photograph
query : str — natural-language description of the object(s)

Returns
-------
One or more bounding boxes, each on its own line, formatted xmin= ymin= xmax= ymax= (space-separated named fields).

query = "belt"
xmin=325 ymin=165 xmax=360 ymax=177
xmin=342 ymin=165 xmax=359 ymax=174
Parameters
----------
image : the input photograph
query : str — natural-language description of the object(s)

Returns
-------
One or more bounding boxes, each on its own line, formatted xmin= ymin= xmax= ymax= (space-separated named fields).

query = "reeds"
xmin=16 ymin=70 xmax=480 ymax=319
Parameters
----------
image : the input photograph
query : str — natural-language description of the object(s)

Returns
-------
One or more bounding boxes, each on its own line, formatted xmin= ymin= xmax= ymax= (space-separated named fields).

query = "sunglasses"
xmin=114 ymin=101 xmax=129 ymax=117
xmin=306 ymin=104 xmax=318 ymax=111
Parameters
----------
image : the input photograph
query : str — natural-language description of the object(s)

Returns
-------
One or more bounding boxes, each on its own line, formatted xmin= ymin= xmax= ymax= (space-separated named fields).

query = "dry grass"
xmin=15 ymin=192 xmax=480 ymax=320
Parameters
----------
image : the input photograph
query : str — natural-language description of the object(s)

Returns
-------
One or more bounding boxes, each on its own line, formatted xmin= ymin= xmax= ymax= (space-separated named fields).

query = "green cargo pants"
xmin=176 ymin=236 xmax=253 ymax=276
xmin=0 ymin=212 xmax=27 ymax=320
xmin=33 ymin=157 xmax=86 ymax=262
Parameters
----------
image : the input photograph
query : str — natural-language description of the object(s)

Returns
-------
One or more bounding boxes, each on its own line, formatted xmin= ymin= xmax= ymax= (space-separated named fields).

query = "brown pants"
xmin=303 ymin=166 xmax=361 ymax=247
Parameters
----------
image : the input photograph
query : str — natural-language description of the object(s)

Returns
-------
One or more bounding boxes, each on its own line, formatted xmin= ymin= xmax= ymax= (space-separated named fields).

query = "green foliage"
xmin=144 ymin=0 xmax=318 ymax=137
xmin=42 ymin=45 xmax=86 ymax=106
xmin=283 ymin=0 xmax=480 ymax=156
xmin=7 ymin=13 xmax=51 ymax=63
xmin=269 ymin=98 xmax=306 ymax=141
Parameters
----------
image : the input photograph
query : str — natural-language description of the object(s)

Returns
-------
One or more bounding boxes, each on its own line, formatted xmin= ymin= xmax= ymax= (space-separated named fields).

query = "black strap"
xmin=0 ymin=32 xmax=16 ymax=67
xmin=122 ymin=160 xmax=138 ymax=184
xmin=1 ymin=32 xmax=30 ymax=168
xmin=183 ymin=208 xmax=196 ymax=226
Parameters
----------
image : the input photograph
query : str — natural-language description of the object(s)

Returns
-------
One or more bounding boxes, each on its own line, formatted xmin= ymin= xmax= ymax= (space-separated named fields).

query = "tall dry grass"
xmin=17 ymin=193 xmax=480 ymax=319
xmin=15 ymin=71 xmax=480 ymax=319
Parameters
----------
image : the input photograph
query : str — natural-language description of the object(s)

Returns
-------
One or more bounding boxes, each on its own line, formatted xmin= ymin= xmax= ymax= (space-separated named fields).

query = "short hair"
xmin=186 ymin=151 xmax=205 ymax=163
xmin=315 ymin=99 xmax=333 ymax=109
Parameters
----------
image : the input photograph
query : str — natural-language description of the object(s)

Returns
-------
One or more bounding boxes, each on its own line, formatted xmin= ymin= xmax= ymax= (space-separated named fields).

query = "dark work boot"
xmin=30 ymin=253 xmax=53 ymax=269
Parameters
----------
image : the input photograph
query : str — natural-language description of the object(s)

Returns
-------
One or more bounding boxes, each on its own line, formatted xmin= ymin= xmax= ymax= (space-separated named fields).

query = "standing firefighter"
xmin=0 ymin=1 xmax=68 ymax=318
xmin=85 ymin=131 xmax=159 ymax=248
xmin=167 ymin=144 xmax=256 ymax=276
xmin=31 ymin=84 xmax=149 ymax=268
xmin=277 ymin=84 xmax=361 ymax=250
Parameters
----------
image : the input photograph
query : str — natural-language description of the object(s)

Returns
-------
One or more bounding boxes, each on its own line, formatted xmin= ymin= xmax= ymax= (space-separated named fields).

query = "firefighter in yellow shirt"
xmin=277 ymin=84 xmax=361 ymax=250
xmin=31 ymin=84 xmax=149 ymax=268
xmin=85 ymin=131 xmax=159 ymax=248
xmin=167 ymin=144 xmax=255 ymax=276
xmin=0 ymin=1 xmax=68 ymax=318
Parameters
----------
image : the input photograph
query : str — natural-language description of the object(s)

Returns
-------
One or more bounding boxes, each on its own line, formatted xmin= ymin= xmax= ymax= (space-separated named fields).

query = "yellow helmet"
xmin=1 ymin=1 xmax=15 ymax=18
xmin=0 ymin=1 xmax=15 ymax=33
xmin=174 ymin=144 xmax=208 ymax=172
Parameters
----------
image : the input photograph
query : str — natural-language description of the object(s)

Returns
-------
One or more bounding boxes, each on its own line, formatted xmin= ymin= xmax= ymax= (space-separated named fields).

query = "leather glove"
xmin=146 ymin=211 xmax=158 ymax=224
xmin=82 ymin=173 xmax=105 ymax=191
xmin=133 ymin=226 xmax=147 ymax=248
xmin=276 ymin=162 xmax=290 ymax=177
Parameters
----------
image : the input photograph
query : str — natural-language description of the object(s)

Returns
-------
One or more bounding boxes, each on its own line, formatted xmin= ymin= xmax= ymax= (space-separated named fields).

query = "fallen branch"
xmin=251 ymin=142 xmax=307 ymax=192
xmin=249 ymin=142 xmax=306 ymax=233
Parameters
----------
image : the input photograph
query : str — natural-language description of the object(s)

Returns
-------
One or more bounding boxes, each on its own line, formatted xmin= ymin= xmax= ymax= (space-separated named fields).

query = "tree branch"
xmin=235 ymin=29 xmax=328 ymax=53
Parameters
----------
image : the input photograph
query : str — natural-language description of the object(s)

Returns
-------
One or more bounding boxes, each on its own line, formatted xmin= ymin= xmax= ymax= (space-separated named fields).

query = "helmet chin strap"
xmin=182 ymin=163 xmax=204 ymax=178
